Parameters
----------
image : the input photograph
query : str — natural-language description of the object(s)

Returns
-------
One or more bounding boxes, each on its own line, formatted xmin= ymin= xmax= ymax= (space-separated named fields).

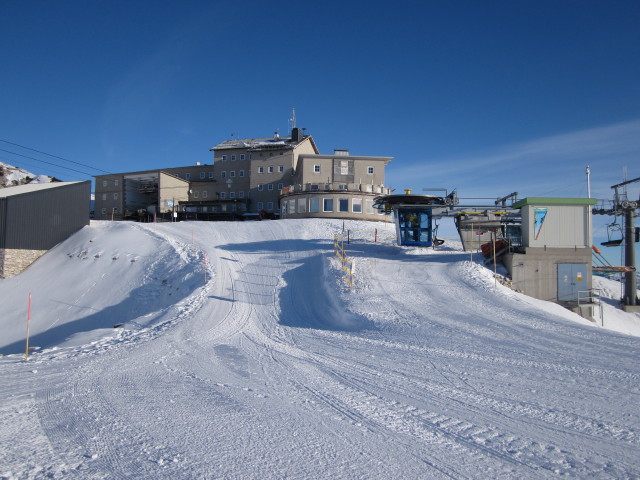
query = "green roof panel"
xmin=513 ymin=197 xmax=597 ymax=208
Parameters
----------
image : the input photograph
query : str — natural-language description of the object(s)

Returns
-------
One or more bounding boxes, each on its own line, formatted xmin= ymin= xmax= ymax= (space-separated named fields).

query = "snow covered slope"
xmin=0 ymin=161 xmax=57 ymax=187
xmin=1 ymin=220 xmax=639 ymax=479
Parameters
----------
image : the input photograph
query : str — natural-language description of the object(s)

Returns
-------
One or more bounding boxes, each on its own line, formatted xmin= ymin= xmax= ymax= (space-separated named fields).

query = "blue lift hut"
xmin=373 ymin=189 xmax=457 ymax=247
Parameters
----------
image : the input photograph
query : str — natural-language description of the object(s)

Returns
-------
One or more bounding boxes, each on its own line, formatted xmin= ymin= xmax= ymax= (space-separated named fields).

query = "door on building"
xmin=557 ymin=263 xmax=588 ymax=302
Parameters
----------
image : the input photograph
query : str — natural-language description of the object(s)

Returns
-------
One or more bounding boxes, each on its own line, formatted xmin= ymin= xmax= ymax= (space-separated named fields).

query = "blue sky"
xmin=1 ymin=0 xmax=639 ymax=252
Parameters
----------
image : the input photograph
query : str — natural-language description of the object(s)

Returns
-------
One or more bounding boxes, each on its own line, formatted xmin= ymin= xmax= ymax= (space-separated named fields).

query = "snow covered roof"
xmin=0 ymin=181 xmax=84 ymax=198
xmin=211 ymin=135 xmax=305 ymax=151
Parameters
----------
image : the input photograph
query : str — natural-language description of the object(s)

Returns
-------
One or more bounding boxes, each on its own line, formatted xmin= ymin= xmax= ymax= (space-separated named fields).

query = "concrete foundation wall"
xmin=0 ymin=248 xmax=47 ymax=278
xmin=503 ymin=247 xmax=592 ymax=302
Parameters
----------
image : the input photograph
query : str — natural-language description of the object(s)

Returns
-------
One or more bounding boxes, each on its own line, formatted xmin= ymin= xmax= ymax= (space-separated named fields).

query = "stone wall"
xmin=0 ymin=248 xmax=47 ymax=278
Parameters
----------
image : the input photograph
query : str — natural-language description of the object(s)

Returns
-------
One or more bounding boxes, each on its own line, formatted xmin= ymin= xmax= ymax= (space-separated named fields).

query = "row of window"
xmin=285 ymin=197 xmax=381 ymax=215
xmin=184 ymin=166 xmax=286 ymax=180
xmin=313 ymin=165 xmax=375 ymax=174
xmin=257 ymin=183 xmax=284 ymax=192
xmin=257 ymin=165 xmax=285 ymax=174
xmin=193 ymin=190 xmax=246 ymax=200
xmin=256 ymin=202 xmax=273 ymax=211
xmin=219 ymin=152 xmax=282 ymax=161
xmin=220 ymin=154 xmax=246 ymax=162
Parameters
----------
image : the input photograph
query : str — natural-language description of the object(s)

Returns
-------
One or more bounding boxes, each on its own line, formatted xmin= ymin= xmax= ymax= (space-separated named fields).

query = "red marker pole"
xmin=25 ymin=293 xmax=32 ymax=361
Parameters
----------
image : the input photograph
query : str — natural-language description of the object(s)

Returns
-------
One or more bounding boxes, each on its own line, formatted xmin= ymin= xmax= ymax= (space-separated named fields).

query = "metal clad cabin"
xmin=503 ymin=197 xmax=596 ymax=309
xmin=0 ymin=181 xmax=91 ymax=278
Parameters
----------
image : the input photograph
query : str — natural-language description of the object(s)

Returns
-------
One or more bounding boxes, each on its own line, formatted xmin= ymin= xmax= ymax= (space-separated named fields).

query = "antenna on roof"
xmin=290 ymin=108 xmax=297 ymax=129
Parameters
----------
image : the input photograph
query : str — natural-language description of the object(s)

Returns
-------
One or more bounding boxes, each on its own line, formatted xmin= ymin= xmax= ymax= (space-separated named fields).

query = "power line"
xmin=0 ymin=148 xmax=96 ymax=177
xmin=0 ymin=139 xmax=111 ymax=174
xmin=0 ymin=154 xmax=84 ymax=180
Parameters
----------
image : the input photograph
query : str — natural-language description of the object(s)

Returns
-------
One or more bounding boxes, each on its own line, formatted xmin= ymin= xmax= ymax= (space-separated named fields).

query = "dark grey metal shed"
xmin=0 ymin=181 xmax=90 ymax=277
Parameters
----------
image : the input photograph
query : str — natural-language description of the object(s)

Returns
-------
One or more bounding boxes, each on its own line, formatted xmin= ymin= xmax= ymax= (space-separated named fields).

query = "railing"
xmin=334 ymin=234 xmax=354 ymax=289
xmin=578 ymin=289 xmax=604 ymax=326
xmin=285 ymin=183 xmax=392 ymax=195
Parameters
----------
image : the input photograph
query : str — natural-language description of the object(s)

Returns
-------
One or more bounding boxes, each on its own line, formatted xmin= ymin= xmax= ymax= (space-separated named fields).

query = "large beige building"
xmin=94 ymin=127 xmax=392 ymax=221
xmin=279 ymin=150 xmax=393 ymax=221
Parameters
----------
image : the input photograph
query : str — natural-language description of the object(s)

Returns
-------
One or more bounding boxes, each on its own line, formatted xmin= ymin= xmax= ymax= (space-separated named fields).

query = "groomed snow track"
xmin=1 ymin=219 xmax=639 ymax=479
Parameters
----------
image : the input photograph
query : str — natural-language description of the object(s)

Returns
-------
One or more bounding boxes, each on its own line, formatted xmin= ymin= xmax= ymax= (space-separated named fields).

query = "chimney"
xmin=291 ymin=127 xmax=302 ymax=143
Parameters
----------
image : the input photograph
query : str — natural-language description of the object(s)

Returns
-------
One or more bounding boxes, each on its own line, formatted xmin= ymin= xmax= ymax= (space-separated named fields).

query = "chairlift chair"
xmin=601 ymin=220 xmax=623 ymax=247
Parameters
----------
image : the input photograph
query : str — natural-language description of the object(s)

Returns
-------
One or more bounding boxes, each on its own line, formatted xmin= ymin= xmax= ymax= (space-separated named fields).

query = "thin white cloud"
xmin=389 ymin=120 xmax=640 ymax=200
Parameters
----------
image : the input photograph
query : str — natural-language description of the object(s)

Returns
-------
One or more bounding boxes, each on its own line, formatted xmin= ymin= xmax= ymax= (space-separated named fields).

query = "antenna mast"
xmin=290 ymin=108 xmax=297 ymax=129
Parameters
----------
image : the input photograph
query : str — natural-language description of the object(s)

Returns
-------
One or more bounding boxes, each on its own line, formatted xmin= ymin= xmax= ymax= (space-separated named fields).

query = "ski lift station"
xmin=374 ymin=191 xmax=612 ymax=319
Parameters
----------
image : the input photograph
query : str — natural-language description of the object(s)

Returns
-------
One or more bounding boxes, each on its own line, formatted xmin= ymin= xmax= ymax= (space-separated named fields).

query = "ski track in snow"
xmin=1 ymin=219 xmax=639 ymax=479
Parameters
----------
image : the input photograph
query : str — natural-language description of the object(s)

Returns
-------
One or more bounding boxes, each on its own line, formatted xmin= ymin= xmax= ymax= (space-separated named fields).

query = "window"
xmin=220 ymin=192 xmax=226 ymax=199
xmin=257 ymin=202 xmax=264 ymax=210
xmin=258 ymin=184 xmax=264 ymax=191
xmin=102 ymin=180 xmax=107 ymax=187
xmin=194 ymin=191 xmax=199 ymax=198
xmin=314 ymin=165 xmax=321 ymax=173
xmin=368 ymin=166 xmax=375 ymax=174
xmin=230 ymin=171 xmax=236 ymax=178
xmin=209 ymin=171 xmax=214 ymax=179
xmin=310 ymin=198 xmax=320 ymax=213
xmin=267 ymin=202 xmax=274 ymax=211
xmin=200 ymin=172 xmax=206 ymax=179
xmin=114 ymin=180 xmax=119 ymax=186
xmin=229 ymin=192 xmax=235 ymax=199
xmin=221 ymin=171 xmax=226 ymax=178
xmin=365 ymin=199 xmax=374 ymax=214
xmin=311 ymin=184 xmax=319 ymax=191
xmin=113 ymin=193 xmax=118 ymax=200
xmin=221 ymin=155 xmax=227 ymax=162
xmin=297 ymin=198 xmax=306 ymax=213
xmin=352 ymin=198 xmax=362 ymax=213
xmin=323 ymin=198 xmax=333 ymax=212
xmin=339 ymin=184 xmax=348 ymax=190
xmin=277 ymin=183 xmax=284 ymax=190
xmin=185 ymin=173 xmax=191 ymax=180
xmin=278 ymin=165 xmax=284 ymax=172
xmin=258 ymin=166 xmax=264 ymax=174
xmin=339 ymin=198 xmax=349 ymax=212
xmin=101 ymin=208 xmax=106 ymax=215
xmin=239 ymin=170 xmax=245 ymax=177
xmin=102 ymin=193 xmax=106 ymax=200
xmin=288 ymin=200 xmax=295 ymax=214
xmin=238 ymin=191 xmax=245 ymax=199
xmin=240 ymin=154 xmax=245 ymax=161
xmin=268 ymin=184 xmax=274 ymax=191
xmin=112 ymin=207 xmax=118 ymax=214
xmin=268 ymin=166 xmax=274 ymax=173
xmin=203 ymin=191 xmax=208 ymax=198
xmin=231 ymin=154 xmax=236 ymax=161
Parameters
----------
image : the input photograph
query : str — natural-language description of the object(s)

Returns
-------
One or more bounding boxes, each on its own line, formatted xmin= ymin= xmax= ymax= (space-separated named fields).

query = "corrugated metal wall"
xmin=0 ymin=182 xmax=90 ymax=250
xmin=523 ymin=204 xmax=589 ymax=248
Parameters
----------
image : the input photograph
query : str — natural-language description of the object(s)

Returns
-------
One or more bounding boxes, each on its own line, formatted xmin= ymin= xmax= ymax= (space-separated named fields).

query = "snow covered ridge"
xmin=0 ymin=161 xmax=58 ymax=187
xmin=1 ymin=219 xmax=640 ymax=478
